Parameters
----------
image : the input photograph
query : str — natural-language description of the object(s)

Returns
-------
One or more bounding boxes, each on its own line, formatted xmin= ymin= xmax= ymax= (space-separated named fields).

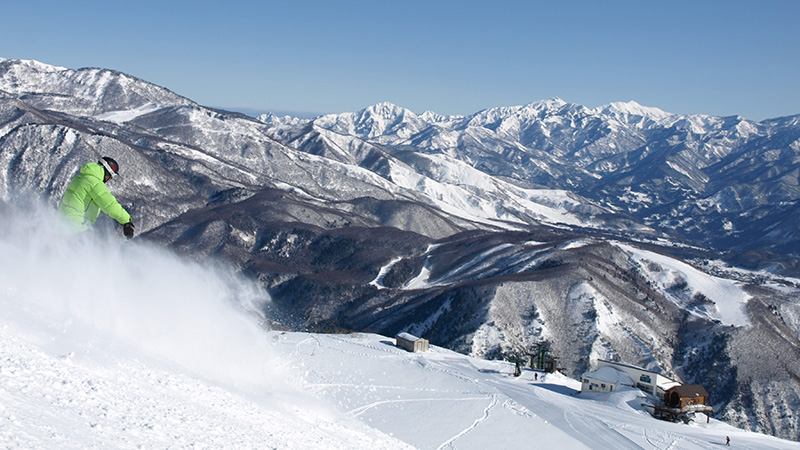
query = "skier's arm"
xmin=88 ymin=182 xmax=131 ymax=225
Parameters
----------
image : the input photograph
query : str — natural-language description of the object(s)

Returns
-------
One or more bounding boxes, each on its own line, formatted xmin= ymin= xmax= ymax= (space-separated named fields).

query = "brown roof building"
xmin=652 ymin=384 xmax=713 ymax=423
xmin=666 ymin=384 xmax=709 ymax=409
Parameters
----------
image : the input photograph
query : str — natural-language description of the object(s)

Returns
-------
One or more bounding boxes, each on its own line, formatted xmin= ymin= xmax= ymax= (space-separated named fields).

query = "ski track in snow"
xmin=349 ymin=395 xmax=492 ymax=418
xmin=436 ymin=394 xmax=498 ymax=450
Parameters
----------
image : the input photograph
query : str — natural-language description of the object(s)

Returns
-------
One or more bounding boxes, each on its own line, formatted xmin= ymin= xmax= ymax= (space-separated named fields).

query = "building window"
xmin=637 ymin=383 xmax=654 ymax=394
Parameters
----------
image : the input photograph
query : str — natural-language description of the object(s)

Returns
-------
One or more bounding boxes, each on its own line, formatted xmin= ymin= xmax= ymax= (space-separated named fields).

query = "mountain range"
xmin=264 ymin=97 xmax=800 ymax=274
xmin=1 ymin=57 xmax=799 ymax=441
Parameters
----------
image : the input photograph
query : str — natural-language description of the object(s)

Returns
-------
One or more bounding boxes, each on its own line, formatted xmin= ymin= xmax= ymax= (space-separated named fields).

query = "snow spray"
xmin=0 ymin=200 xmax=285 ymax=395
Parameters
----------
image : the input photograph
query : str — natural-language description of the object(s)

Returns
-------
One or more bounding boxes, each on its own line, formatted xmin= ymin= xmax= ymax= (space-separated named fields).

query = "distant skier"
xmin=58 ymin=156 xmax=135 ymax=238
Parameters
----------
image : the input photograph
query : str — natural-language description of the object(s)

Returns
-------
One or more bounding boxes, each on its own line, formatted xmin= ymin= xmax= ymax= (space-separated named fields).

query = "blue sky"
xmin=3 ymin=0 xmax=799 ymax=120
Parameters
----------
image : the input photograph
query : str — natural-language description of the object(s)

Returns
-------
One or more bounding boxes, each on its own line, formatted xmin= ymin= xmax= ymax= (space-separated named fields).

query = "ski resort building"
xmin=595 ymin=360 xmax=680 ymax=397
xmin=652 ymin=385 xmax=714 ymax=423
xmin=589 ymin=360 xmax=713 ymax=424
xmin=396 ymin=333 xmax=429 ymax=352
xmin=581 ymin=366 xmax=634 ymax=393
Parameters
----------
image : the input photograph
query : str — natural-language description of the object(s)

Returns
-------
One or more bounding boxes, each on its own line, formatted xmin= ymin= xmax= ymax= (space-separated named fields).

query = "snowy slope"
xmin=0 ymin=205 xmax=409 ymax=450
xmin=615 ymin=242 xmax=751 ymax=327
xmin=0 ymin=58 xmax=194 ymax=116
xmin=272 ymin=332 xmax=797 ymax=450
xmin=2 ymin=205 xmax=797 ymax=450
xmin=0 ymin=330 xmax=407 ymax=450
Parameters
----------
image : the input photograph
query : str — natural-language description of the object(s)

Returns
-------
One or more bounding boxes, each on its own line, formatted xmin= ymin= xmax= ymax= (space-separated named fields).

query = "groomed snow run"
xmin=94 ymin=103 xmax=164 ymax=124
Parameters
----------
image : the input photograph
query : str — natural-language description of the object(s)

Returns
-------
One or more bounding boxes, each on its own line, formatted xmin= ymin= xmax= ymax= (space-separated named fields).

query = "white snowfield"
xmin=94 ymin=103 xmax=166 ymax=124
xmin=1 ymin=206 xmax=797 ymax=449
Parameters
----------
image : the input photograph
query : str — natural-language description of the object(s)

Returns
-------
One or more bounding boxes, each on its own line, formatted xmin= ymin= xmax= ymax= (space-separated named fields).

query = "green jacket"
xmin=59 ymin=162 xmax=131 ymax=231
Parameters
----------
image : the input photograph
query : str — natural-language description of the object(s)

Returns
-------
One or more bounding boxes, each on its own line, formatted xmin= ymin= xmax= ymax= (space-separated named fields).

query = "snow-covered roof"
xmin=397 ymin=332 xmax=421 ymax=341
xmin=583 ymin=366 xmax=634 ymax=385
xmin=658 ymin=380 xmax=682 ymax=391
xmin=598 ymin=359 xmax=660 ymax=375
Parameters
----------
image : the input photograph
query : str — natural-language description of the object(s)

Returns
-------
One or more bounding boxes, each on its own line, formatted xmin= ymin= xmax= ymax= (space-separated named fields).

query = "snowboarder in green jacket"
xmin=59 ymin=156 xmax=135 ymax=238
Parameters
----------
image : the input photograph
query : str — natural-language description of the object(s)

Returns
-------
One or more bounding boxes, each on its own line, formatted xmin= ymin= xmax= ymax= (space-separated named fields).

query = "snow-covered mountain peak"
xmin=597 ymin=100 xmax=673 ymax=121
xmin=362 ymin=101 xmax=414 ymax=118
xmin=419 ymin=110 xmax=464 ymax=124
xmin=670 ymin=114 xmax=721 ymax=134
xmin=258 ymin=111 xmax=309 ymax=127
xmin=0 ymin=58 xmax=195 ymax=115
xmin=0 ymin=58 xmax=69 ymax=94
xmin=313 ymin=102 xmax=429 ymax=140
xmin=470 ymin=98 xmax=586 ymax=125
xmin=763 ymin=114 xmax=800 ymax=127
xmin=528 ymin=96 xmax=569 ymax=110
xmin=0 ymin=57 xmax=67 ymax=73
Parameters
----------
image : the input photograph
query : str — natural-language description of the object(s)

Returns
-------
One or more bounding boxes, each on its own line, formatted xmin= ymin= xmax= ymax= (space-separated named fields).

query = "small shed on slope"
xmin=396 ymin=332 xmax=429 ymax=352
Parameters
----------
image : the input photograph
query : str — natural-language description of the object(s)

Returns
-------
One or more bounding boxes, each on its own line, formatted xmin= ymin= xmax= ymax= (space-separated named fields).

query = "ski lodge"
xmin=581 ymin=366 xmax=635 ymax=393
xmin=591 ymin=359 xmax=680 ymax=397
xmin=581 ymin=359 xmax=712 ymax=423
xmin=396 ymin=332 xmax=429 ymax=352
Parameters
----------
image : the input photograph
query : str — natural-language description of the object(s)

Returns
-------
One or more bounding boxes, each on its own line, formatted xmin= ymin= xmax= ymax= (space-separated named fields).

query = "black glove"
xmin=123 ymin=222 xmax=135 ymax=239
